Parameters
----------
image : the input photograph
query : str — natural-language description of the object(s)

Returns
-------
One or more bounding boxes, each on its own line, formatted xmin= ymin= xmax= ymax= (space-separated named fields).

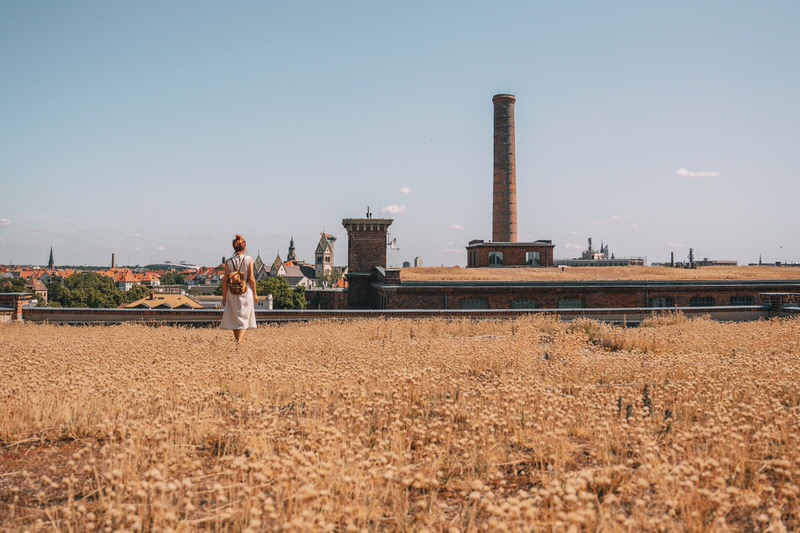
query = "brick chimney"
xmin=492 ymin=94 xmax=517 ymax=243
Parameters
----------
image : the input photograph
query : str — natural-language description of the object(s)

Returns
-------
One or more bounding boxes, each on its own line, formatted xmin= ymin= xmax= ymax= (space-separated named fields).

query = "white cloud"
xmin=443 ymin=248 xmax=463 ymax=254
xmin=564 ymin=243 xmax=584 ymax=250
xmin=449 ymin=224 xmax=464 ymax=230
xmin=668 ymin=243 xmax=686 ymax=248
xmin=628 ymin=224 xmax=639 ymax=229
xmin=675 ymin=168 xmax=721 ymax=178
xmin=156 ymin=246 xmax=166 ymax=251
xmin=381 ymin=205 xmax=407 ymax=215
xmin=398 ymin=187 xmax=412 ymax=194
xmin=0 ymin=218 xmax=11 ymax=227
xmin=568 ymin=230 xmax=578 ymax=236
xmin=610 ymin=215 xmax=625 ymax=221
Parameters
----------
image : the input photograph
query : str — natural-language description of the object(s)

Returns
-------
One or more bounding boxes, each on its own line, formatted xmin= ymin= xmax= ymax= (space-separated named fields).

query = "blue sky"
xmin=2 ymin=1 xmax=798 ymax=268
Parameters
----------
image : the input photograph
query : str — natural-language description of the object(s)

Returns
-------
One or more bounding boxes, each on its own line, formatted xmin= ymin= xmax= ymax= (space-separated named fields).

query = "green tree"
xmin=256 ymin=277 xmax=307 ymax=310
xmin=122 ymin=284 xmax=151 ymax=304
xmin=160 ymin=272 xmax=186 ymax=285
xmin=316 ymin=270 xmax=342 ymax=288
xmin=45 ymin=272 xmax=142 ymax=308
xmin=0 ymin=278 xmax=29 ymax=292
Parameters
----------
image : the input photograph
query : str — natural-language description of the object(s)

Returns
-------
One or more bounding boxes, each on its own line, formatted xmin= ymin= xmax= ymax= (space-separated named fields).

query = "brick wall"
xmin=467 ymin=243 xmax=555 ymax=267
xmin=380 ymin=283 xmax=798 ymax=310
xmin=342 ymin=218 xmax=392 ymax=274
xmin=492 ymin=94 xmax=517 ymax=243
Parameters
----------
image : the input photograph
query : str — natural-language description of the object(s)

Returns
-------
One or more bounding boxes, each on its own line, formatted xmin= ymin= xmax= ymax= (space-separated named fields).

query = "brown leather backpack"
xmin=227 ymin=256 xmax=247 ymax=295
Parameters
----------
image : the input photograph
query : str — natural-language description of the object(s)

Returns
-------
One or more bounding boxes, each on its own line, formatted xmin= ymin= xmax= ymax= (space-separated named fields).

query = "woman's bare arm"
xmin=248 ymin=258 xmax=258 ymax=304
xmin=221 ymin=262 xmax=229 ymax=306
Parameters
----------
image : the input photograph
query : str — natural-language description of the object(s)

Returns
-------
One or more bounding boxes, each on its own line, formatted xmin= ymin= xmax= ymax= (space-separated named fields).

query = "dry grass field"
xmin=401 ymin=266 xmax=800 ymax=282
xmin=1 ymin=316 xmax=799 ymax=532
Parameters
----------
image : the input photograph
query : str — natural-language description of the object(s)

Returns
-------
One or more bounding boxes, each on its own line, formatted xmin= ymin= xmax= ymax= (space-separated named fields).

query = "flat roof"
xmin=401 ymin=266 xmax=800 ymax=283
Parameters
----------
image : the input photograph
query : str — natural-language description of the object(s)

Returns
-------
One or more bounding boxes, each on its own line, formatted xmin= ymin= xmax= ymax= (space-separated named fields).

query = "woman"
xmin=220 ymin=234 xmax=258 ymax=344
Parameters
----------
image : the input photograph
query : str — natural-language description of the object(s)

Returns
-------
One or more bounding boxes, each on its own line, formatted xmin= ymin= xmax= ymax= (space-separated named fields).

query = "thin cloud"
xmin=381 ymin=205 xmax=407 ymax=215
xmin=610 ymin=215 xmax=625 ymax=221
xmin=564 ymin=243 xmax=584 ymax=250
xmin=398 ymin=187 xmax=412 ymax=194
xmin=443 ymin=248 xmax=463 ymax=254
xmin=449 ymin=224 xmax=464 ymax=230
xmin=629 ymin=224 xmax=639 ymax=229
xmin=675 ymin=168 xmax=721 ymax=178
xmin=568 ymin=230 xmax=578 ymax=236
xmin=0 ymin=218 xmax=11 ymax=227
xmin=156 ymin=246 xmax=166 ymax=251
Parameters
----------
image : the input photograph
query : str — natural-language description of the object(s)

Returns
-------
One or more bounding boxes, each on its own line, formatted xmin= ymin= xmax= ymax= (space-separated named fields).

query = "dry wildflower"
xmin=1 ymin=316 xmax=799 ymax=530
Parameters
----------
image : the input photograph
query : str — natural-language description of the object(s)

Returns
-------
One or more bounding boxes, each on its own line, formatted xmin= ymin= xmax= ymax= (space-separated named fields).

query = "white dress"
xmin=220 ymin=255 xmax=257 ymax=330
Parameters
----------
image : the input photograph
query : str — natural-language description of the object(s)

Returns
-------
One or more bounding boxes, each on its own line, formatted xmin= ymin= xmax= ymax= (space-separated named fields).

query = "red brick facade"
xmin=372 ymin=281 xmax=800 ymax=310
xmin=466 ymin=241 xmax=555 ymax=268
xmin=342 ymin=218 xmax=392 ymax=309
xmin=342 ymin=218 xmax=392 ymax=273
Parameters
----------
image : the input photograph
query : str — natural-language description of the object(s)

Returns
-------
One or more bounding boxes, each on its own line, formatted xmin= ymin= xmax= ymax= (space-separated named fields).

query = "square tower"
xmin=342 ymin=216 xmax=393 ymax=308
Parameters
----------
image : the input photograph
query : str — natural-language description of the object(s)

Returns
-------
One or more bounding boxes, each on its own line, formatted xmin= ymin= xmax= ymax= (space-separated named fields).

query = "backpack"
xmin=227 ymin=256 xmax=247 ymax=295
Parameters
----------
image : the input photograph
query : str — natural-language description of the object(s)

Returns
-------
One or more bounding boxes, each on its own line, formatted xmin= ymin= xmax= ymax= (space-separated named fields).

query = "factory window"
xmin=468 ymin=251 xmax=478 ymax=267
xmin=558 ymin=298 xmax=583 ymax=309
xmin=511 ymin=299 xmax=537 ymax=309
xmin=730 ymin=295 xmax=754 ymax=306
xmin=690 ymin=296 xmax=714 ymax=307
xmin=649 ymin=297 xmax=675 ymax=308
xmin=525 ymin=251 xmax=541 ymax=266
xmin=489 ymin=252 xmax=504 ymax=266
xmin=461 ymin=298 xmax=489 ymax=309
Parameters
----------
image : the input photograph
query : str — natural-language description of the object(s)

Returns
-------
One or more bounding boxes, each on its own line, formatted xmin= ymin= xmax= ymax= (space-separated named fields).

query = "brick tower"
xmin=492 ymin=94 xmax=517 ymax=243
xmin=342 ymin=215 xmax=393 ymax=308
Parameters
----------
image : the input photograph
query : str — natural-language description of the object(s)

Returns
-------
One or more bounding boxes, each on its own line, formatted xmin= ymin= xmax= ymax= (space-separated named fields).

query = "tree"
xmin=316 ymin=270 xmax=342 ymax=288
xmin=256 ymin=277 xmax=306 ymax=310
xmin=122 ymin=284 xmax=151 ymax=304
xmin=45 ymin=272 xmax=146 ymax=308
xmin=160 ymin=272 xmax=186 ymax=285
xmin=0 ymin=278 xmax=29 ymax=293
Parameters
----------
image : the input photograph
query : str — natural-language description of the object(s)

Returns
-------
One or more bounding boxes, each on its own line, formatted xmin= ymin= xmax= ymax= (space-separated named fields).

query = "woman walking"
xmin=221 ymin=234 xmax=258 ymax=344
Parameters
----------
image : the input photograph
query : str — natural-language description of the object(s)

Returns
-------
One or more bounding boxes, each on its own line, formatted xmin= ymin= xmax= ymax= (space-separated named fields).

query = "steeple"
xmin=287 ymin=236 xmax=296 ymax=262
xmin=48 ymin=246 xmax=54 ymax=269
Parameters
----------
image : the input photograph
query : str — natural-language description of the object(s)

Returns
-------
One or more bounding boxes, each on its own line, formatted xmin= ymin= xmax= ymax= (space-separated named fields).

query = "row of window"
xmin=649 ymin=296 xmax=755 ymax=307
xmin=460 ymin=295 xmax=757 ymax=310
xmin=488 ymin=251 xmax=542 ymax=267
xmin=467 ymin=251 xmax=542 ymax=267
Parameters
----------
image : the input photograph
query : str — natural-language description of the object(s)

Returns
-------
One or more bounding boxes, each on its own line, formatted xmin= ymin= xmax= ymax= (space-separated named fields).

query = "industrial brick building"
xmin=339 ymin=95 xmax=800 ymax=311
xmin=464 ymin=93 xmax=555 ymax=268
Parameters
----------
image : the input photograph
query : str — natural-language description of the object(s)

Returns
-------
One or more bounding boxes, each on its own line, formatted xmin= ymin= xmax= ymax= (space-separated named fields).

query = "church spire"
xmin=48 ymin=246 xmax=54 ymax=269
xmin=287 ymin=236 xmax=296 ymax=262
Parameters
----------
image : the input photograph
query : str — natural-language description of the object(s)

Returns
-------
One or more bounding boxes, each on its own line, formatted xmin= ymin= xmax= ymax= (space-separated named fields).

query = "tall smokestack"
xmin=111 ymin=253 xmax=115 ymax=269
xmin=492 ymin=94 xmax=517 ymax=243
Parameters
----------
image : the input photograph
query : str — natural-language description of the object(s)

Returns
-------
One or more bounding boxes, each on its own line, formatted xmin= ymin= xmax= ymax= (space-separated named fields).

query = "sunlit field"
xmin=2 ymin=316 xmax=799 ymax=531
xmin=401 ymin=266 xmax=800 ymax=282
